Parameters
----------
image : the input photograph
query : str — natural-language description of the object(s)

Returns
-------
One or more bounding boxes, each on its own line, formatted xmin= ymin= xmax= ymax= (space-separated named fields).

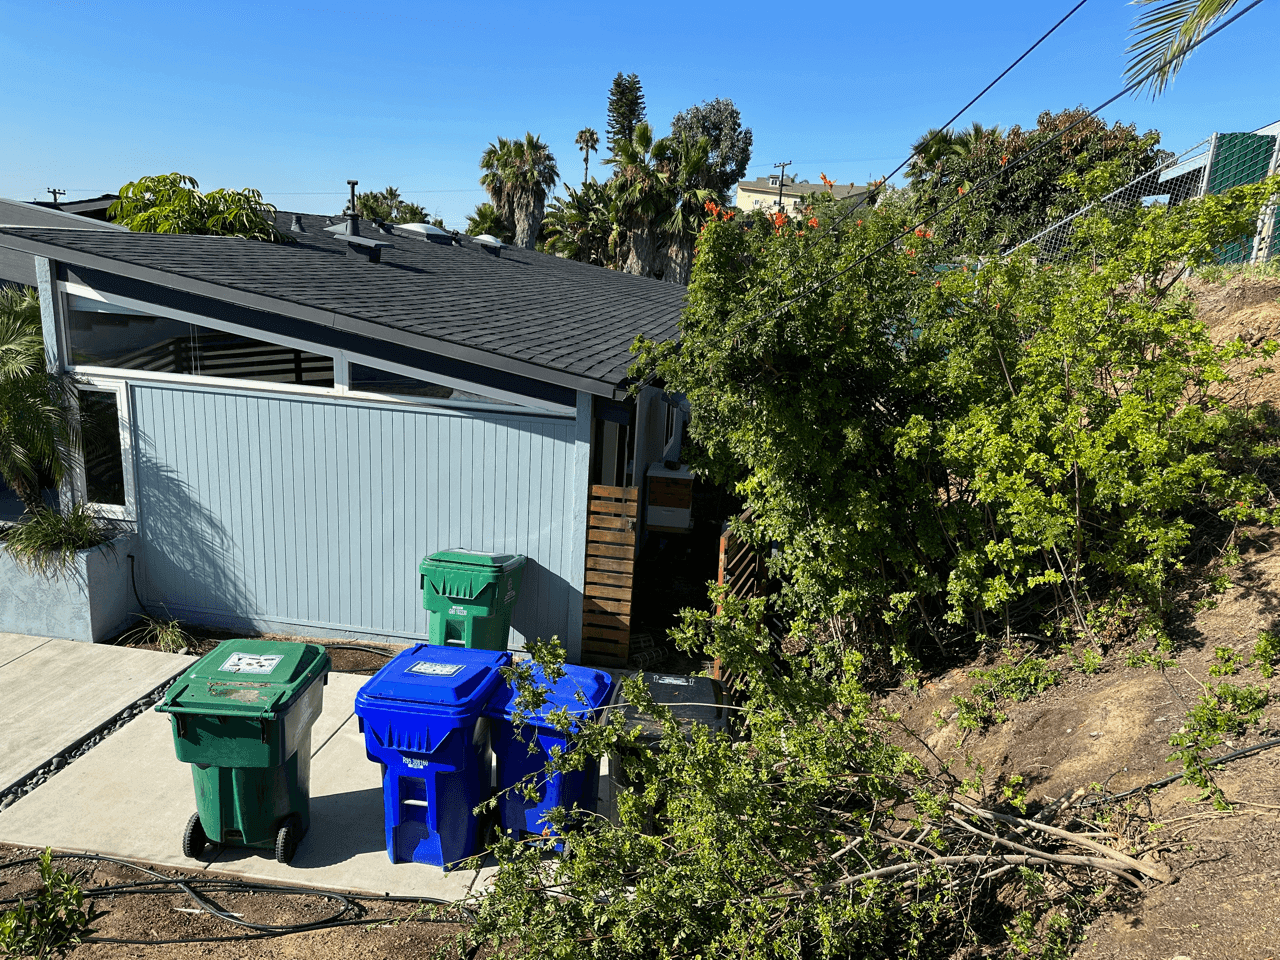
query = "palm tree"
xmin=953 ymin=122 xmax=1004 ymax=157
xmin=605 ymin=122 xmax=675 ymax=278
xmin=543 ymin=180 xmax=619 ymax=267
xmin=479 ymin=133 xmax=560 ymax=250
xmin=575 ymin=127 xmax=600 ymax=186
xmin=0 ymin=286 xmax=79 ymax=517
xmin=906 ymin=127 xmax=961 ymax=186
xmin=465 ymin=202 xmax=514 ymax=243
xmin=1127 ymin=0 xmax=1250 ymax=98
xmin=655 ymin=134 xmax=716 ymax=284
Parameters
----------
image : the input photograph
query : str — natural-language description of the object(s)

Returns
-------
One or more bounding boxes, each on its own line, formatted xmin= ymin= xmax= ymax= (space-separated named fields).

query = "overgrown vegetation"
xmin=0 ymin=849 xmax=103 ymax=959
xmin=117 ymin=613 xmax=189 ymax=654
xmin=1167 ymin=679 xmax=1268 ymax=809
xmin=109 ymin=173 xmax=291 ymax=243
xmin=1 ymin=504 xmax=111 ymax=577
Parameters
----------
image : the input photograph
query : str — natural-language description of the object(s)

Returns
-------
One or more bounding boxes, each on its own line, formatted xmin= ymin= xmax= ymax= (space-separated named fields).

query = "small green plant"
xmin=1 ymin=505 xmax=110 ymax=579
xmin=1073 ymin=647 xmax=1104 ymax=675
xmin=119 ymin=614 xmax=188 ymax=654
xmin=1255 ymin=630 xmax=1279 ymax=679
xmin=1125 ymin=648 xmax=1176 ymax=671
xmin=0 ymin=848 xmax=104 ymax=958
xmin=1209 ymin=646 xmax=1243 ymax=677
xmin=1167 ymin=681 xmax=1268 ymax=809
xmin=952 ymin=656 xmax=1062 ymax=731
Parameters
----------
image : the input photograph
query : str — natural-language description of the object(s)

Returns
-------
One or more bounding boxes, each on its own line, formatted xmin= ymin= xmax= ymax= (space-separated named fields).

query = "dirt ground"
xmin=0 ymin=842 xmax=478 ymax=959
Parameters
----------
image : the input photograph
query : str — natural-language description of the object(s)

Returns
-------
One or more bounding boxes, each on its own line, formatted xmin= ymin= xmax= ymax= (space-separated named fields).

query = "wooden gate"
xmin=581 ymin=484 xmax=638 ymax=667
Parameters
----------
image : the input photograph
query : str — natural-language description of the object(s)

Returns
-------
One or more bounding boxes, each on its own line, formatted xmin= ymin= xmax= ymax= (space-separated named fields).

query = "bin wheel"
xmin=274 ymin=816 xmax=301 ymax=864
xmin=182 ymin=813 xmax=207 ymax=859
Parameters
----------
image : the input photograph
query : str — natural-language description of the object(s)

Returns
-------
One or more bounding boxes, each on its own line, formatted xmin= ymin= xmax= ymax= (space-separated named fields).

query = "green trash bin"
xmin=420 ymin=549 xmax=527 ymax=650
xmin=155 ymin=639 xmax=330 ymax=864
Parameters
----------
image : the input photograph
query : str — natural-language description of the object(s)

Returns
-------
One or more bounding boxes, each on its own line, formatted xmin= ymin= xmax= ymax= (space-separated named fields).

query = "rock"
xmin=51 ymin=757 xmax=64 ymax=770
xmin=1 ymin=796 xmax=14 ymax=810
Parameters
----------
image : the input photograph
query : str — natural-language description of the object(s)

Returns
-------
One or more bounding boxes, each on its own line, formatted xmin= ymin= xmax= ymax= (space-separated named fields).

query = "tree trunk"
xmin=512 ymin=191 xmax=546 ymax=250
xmin=624 ymin=223 xmax=664 ymax=279
xmin=663 ymin=237 xmax=694 ymax=285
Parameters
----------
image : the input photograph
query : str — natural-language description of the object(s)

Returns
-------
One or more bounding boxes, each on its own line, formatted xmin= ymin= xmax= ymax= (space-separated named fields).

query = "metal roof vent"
xmin=473 ymin=234 xmax=504 ymax=257
xmin=289 ymin=214 xmax=305 ymax=233
xmin=329 ymin=179 xmax=393 ymax=263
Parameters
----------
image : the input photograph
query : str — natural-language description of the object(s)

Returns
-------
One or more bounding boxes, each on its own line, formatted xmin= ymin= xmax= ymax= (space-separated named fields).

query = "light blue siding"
xmin=129 ymin=382 xmax=581 ymax=650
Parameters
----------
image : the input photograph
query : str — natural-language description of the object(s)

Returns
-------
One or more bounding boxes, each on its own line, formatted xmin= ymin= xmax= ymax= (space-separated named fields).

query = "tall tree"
xmin=110 ymin=173 xmax=290 ymax=242
xmin=0 ymin=286 xmax=79 ymax=517
xmin=905 ymin=127 xmax=961 ymax=187
xmin=479 ymin=133 xmax=559 ymax=249
xmin=669 ymin=98 xmax=753 ymax=200
xmin=605 ymin=121 xmax=673 ymax=278
xmin=575 ymin=127 xmax=600 ymax=185
xmin=1127 ymin=0 xmax=1248 ymax=97
xmin=606 ymin=72 xmax=646 ymax=156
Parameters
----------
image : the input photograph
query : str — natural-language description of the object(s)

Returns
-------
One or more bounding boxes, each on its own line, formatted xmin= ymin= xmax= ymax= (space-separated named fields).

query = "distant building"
xmin=734 ymin=175 xmax=869 ymax=215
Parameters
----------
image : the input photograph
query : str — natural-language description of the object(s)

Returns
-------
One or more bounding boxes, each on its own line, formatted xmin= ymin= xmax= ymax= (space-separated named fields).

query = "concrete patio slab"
xmin=0 ymin=638 xmax=189 ymax=793
xmin=0 ymin=633 xmax=55 ymax=670
xmin=0 ymin=672 xmax=490 ymax=900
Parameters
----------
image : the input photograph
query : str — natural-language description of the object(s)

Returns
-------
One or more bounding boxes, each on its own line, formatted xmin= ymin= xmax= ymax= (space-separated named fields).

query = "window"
xmin=76 ymin=385 xmax=132 ymax=516
xmin=348 ymin=363 xmax=503 ymax=405
xmin=66 ymin=296 xmax=334 ymax=387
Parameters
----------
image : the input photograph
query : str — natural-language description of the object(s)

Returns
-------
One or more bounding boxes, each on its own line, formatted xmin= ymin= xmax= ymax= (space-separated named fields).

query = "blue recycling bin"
xmin=486 ymin=664 xmax=614 ymax=844
xmin=354 ymin=644 xmax=511 ymax=869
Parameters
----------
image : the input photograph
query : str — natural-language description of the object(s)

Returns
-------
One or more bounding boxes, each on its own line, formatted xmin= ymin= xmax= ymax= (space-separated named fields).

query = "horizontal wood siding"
xmin=130 ymin=382 xmax=577 ymax=647
xmin=581 ymin=484 xmax=638 ymax=667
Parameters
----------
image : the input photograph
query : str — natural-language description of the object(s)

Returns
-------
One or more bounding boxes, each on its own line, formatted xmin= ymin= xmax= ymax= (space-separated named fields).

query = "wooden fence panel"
xmin=581 ymin=485 xmax=639 ymax=667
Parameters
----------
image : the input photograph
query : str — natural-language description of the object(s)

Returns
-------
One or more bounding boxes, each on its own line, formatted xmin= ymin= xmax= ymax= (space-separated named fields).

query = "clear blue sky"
xmin=2 ymin=0 xmax=1277 ymax=230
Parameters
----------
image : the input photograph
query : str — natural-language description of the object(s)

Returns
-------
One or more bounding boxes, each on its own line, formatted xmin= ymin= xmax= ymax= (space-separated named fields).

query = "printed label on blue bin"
xmin=219 ymin=653 xmax=283 ymax=675
xmin=404 ymin=758 xmax=428 ymax=768
xmin=653 ymin=675 xmax=695 ymax=686
xmin=407 ymin=661 xmax=465 ymax=678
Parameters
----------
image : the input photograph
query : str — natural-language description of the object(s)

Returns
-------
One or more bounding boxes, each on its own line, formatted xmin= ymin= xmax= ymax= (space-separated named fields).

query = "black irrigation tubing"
xmin=1081 ymin=735 xmax=1280 ymax=808
xmin=319 ymin=642 xmax=399 ymax=657
xmin=766 ymin=0 xmax=1091 ymax=291
xmin=761 ymin=0 xmax=1267 ymax=322
xmin=0 ymin=851 xmax=474 ymax=947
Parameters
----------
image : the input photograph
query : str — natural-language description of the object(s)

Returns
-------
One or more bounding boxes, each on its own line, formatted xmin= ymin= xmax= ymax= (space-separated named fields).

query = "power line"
xmin=759 ymin=0 xmax=1092 ymax=296
xmin=760 ymin=0 xmax=1266 ymax=322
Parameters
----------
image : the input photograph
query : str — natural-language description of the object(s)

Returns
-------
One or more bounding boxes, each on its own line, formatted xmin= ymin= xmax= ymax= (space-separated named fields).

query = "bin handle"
xmin=259 ymin=719 xmax=269 ymax=744
xmin=402 ymin=799 xmax=430 ymax=807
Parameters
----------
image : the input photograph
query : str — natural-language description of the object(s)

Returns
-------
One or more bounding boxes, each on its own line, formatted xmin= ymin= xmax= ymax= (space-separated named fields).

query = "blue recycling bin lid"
xmin=486 ymin=663 xmax=614 ymax=729
xmin=355 ymin=644 xmax=511 ymax=719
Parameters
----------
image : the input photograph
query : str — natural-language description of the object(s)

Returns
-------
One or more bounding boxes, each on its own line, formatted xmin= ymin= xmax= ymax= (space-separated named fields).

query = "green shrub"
xmin=118 ymin=615 xmax=188 ymax=654
xmin=0 ymin=849 xmax=104 ymax=959
xmin=952 ymin=656 xmax=1062 ymax=731
xmin=1167 ymin=681 xmax=1268 ymax=809
xmin=1 ymin=505 xmax=111 ymax=579
xmin=1255 ymin=630 xmax=1279 ymax=679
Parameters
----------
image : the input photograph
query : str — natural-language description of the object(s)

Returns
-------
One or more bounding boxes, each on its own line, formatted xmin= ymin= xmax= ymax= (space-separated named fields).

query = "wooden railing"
xmin=581 ymin=484 xmax=638 ymax=667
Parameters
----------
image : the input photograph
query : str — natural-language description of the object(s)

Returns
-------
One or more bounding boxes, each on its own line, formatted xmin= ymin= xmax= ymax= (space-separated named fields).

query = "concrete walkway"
xmin=0 ymin=634 xmax=188 ymax=794
xmin=0 ymin=665 xmax=491 ymax=900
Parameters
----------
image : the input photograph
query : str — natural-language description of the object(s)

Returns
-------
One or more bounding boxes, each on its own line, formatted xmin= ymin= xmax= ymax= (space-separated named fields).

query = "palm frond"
xmin=1126 ymin=0 xmax=1242 ymax=98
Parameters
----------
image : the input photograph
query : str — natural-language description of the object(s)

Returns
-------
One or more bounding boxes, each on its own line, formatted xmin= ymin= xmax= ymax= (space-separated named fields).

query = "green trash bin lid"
xmin=421 ymin=549 xmax=525 ymax=573
xmin=157 ymin=639 xmax=329 ymax=720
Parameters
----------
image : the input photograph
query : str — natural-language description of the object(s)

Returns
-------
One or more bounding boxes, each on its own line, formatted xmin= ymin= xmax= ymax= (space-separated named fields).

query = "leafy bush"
xmin=1167 ymin=681 xmax=1268 ymax=808
xmin=2 ymin=504 xmax=111 ymax=578
xmin=634 ymin=173 xmax=1280 ymax=671
xmin=1254 ymin=630 xmax=1279 ymax=679
xmin=952 ymin=656 xmax=1062 ymax=731
xmin=0 ymin=849 xmax=103 ymax=959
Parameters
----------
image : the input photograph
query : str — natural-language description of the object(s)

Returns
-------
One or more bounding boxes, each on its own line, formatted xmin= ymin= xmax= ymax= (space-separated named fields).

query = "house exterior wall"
xmin=127 ymin=379 xmax=585 ymax=656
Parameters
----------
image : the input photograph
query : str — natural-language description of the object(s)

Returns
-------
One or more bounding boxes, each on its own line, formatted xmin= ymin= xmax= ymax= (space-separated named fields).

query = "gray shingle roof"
xmin=0 ymin=211 xmax=686 ymax=393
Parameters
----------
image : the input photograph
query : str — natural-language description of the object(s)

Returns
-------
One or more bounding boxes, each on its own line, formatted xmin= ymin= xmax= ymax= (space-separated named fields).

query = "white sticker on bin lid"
xmin=218 ymin=653 xmax=284 ymax=675
xmin=407 ymin=661 xmax=465 ymax=678
xmin=652 ymin=675 xmax=695 ymax=686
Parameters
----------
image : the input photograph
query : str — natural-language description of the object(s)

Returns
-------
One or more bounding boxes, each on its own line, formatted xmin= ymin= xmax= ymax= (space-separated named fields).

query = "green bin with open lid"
xmin=155 ymin=639 xmax=330 ymax=864
xmin=419 ymin=549 xmax=526 ymax=650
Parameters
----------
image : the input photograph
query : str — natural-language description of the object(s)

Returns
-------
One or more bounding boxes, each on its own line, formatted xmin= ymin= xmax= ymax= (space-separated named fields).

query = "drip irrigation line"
xmin=0 ymin=850 xmax=475 ymax=948
xmin=762 ymin=0 xmax=1091 ymax=294
xmin=760 ymin=0 xmax=1266 ymax=321
xmin=1081 ymin=735 xmax=1280 ymax=808
xmin=319 ymin=642 xmax=399 ymax=657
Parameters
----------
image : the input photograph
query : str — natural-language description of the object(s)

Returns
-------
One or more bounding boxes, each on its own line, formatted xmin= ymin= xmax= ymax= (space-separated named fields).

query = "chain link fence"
xmin=1010 ymin=129 xmax=1280 ymax=264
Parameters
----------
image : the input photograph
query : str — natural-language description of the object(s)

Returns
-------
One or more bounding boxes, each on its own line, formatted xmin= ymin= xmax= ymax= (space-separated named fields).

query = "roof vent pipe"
xmin=289 ymin=214 xmax=305 ymax=233
xmin=346 ymin=180 xmax=360 ymax=237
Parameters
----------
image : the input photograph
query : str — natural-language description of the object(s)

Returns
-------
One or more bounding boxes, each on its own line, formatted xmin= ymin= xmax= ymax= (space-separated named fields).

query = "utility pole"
xmin=773 ymin=161 xmax=791 ymax=210
xmin=46 ymin=188 xmax=66 ymax=203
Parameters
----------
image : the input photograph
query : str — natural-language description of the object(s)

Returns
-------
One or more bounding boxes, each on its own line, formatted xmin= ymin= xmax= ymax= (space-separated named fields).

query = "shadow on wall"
xmin=131 ymin=440 xmax=255 ymax=629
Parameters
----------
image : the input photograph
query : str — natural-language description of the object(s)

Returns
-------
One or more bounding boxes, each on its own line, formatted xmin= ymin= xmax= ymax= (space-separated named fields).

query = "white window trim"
xmin=74 ymin=378 xmax=136 ymax=521
xmin=58 ymin=282 xmax=574 ymax=416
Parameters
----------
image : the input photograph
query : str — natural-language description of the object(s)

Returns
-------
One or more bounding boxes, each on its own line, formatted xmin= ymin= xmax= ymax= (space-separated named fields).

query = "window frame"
xmin=58 ymin=282 xmax=574 ymax=417
xmin=73 ymin=378 xmax=136 ymax=521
